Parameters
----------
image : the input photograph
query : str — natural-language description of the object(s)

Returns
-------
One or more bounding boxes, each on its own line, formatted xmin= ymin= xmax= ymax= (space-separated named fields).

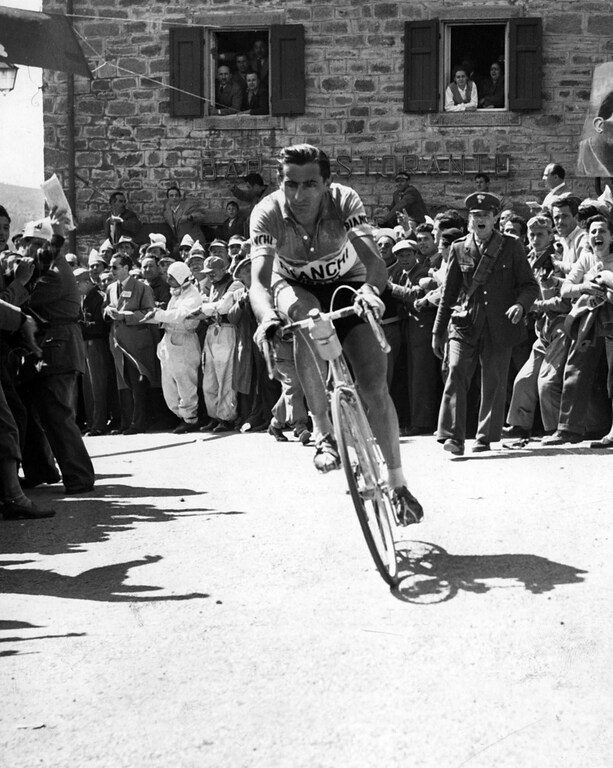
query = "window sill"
xmin=204 ymin=115 xmax=281 ymax=129
xmin=428 ymin=112 xmax=521 ymax=126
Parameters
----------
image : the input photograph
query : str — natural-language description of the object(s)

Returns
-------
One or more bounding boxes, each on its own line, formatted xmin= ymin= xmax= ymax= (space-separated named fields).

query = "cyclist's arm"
xmin=350 ymin=234 xmax=388 ymax=294
xmin=249 ymin=252 xmax=276 ymax=323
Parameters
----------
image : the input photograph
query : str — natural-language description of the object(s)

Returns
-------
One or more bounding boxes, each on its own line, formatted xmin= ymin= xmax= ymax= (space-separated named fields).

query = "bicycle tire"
xmin=331 ymin=387 xmax=398 ymax=586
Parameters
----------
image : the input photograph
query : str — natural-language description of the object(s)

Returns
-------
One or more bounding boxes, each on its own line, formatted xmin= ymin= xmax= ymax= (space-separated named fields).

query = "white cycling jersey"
xmin=249 ymin=183 xmax=374 ymax=284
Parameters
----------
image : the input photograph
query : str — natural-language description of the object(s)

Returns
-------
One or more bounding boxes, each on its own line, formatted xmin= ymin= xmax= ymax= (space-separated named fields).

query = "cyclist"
xmin=249 ymin=144 xmax=423 ymax=525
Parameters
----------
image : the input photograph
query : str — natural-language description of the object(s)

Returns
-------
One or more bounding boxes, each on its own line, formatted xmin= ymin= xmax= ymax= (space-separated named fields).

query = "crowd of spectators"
xmin=2 ymin=160 xmax=613 ymax=518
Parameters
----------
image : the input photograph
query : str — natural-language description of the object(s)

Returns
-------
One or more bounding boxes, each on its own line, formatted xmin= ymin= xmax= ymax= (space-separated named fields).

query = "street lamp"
xmin=0 ymin=60 xmax=18 ymax=94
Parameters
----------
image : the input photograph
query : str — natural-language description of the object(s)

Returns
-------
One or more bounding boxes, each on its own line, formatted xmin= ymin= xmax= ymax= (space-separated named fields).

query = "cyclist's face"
xmin=280 ymin=162 xmax=329 ymax=224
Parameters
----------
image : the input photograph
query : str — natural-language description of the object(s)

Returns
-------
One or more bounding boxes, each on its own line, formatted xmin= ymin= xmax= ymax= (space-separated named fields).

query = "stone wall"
xmin=42 ymin=0 xmax=609 ymax=253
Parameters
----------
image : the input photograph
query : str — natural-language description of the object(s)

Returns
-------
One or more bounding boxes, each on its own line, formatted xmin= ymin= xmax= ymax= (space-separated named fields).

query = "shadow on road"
xmin=1 ymin=484 xmax=213 ymax=556
xmin=0 ymin=554 xmax=209 ymax=603
xmin=392 ymin=541 xmax=587 ymax=603
xmin=0 ymin=620 xmax=81 ymax=659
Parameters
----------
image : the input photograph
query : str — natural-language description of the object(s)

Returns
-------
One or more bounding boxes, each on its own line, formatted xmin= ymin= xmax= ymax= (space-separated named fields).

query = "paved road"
xmin=1 ymin=430 xmax=611 ymax=767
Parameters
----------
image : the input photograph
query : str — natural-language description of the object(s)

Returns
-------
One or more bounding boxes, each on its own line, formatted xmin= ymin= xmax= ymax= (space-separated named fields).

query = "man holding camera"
xmin=432 ymin=192 xmax=538 ymax=456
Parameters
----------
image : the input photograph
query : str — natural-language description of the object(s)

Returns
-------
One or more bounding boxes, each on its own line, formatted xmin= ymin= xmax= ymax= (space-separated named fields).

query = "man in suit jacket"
xmin=103 ymin=191 xmax=142 ymax=245
xmin=103 ymin=254 xmax=159 ymax=434
xmin=214 ymin=65 xmax=243 ymax=116
xmin=241 ymin=72 xmax=269 ymax=115
xmin=432 ymin=193 xmax=539 ymax=455
xmin=162 ymin=186 xmax=209 ymax=248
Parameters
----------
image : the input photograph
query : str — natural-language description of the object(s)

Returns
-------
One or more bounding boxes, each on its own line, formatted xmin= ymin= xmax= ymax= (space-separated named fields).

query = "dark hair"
xmin=111 ymin=253 xmax=133 ymax=269
xmin=440 ymin=228 xmax=464 ymax=246
xmin=505 ymin=213 xmax=528 ymax=238
xmin=109 ymin=191 xmax=126 ymax=205
xmin=597 ymin=91 xmax=613 ymax=121
xmin=166 ymin=185 xmax=181 ymax=198
xmin=474 ymin=173 xmax=490 ymax=184
xmin=547 ymin=163 xmax=566 ymax=181
xmin=586 ymin=214 xmax=612 ymax=232
xmin=434 ymin=209 xmax=466 ymax=232
xmin=415 ymin=223 xmax=434 ymax=236
xmin=277 ymin=144 xmax=331 ymax=181
xmin=0 ymin=205 xmax=10 ymax=222
xmin=550 ymin=194 xmax=578 ymax=217
xmin=452 ymin=65 xmax=469 ymax=79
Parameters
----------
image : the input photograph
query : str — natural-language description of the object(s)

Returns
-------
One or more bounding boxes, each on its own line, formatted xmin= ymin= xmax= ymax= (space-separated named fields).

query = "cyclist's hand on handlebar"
xmin=253 ymin=308 xmax=284 ymax=353
xmin=354 ymin=284 xmax=385 ymax=321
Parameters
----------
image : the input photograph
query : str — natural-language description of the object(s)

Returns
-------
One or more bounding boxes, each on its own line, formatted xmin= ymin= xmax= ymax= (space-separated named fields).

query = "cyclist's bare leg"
xmin=344 ymin=325 xmax=424 ymax=523
xmin=342 ymin=324 xmax=401 ymax=470
xmin=274 ymin=281 xmax=334 ymax=438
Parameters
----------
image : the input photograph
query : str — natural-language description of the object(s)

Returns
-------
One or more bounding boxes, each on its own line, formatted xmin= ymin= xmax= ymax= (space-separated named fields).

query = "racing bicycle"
xmin=263 ymin=294 xmax=401 ymax=586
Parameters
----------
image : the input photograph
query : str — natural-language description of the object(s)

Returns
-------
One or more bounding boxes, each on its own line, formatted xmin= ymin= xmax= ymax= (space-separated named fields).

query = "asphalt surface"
xmin=1 ymin=429 xmax=611 ymax=767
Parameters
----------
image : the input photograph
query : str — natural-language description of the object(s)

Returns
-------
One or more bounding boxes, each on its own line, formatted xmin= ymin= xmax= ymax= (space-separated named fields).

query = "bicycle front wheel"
xmin=331 ymin=388 xmax=398 ymax=586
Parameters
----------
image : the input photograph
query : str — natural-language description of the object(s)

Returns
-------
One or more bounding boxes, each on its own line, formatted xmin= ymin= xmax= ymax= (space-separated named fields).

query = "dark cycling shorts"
xmin=278 ymin=279 xmax=366 ymax=344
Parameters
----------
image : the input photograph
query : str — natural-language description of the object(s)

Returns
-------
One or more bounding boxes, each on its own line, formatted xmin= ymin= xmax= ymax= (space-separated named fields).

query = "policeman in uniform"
xmin=432 ymin=192 xmax=539 ymax=455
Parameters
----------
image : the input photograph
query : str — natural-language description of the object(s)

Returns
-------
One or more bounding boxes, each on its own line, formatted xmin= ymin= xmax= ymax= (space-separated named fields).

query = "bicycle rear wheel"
xmin=331 ymin=387 xmax=398 ymax=586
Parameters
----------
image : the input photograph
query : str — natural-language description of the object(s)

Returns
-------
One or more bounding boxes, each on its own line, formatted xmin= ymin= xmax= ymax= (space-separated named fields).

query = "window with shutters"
xmin=404 ymin=17 xmax=542 ymax=115
xmin=169 ymin=24 xmax=305 ymax=119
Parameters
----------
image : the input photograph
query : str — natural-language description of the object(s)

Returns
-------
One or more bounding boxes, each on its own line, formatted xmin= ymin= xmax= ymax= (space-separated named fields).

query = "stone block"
xmin=322 ymin=77 xmax=350 ymax=92
xmin=368 ymin=119 xmax=401 ymax=133
xmin=287 ymin=8 xmax=312 ymax=21
xmin=106 ymin=152 xmax=144 ymax=167
xmin=107 ymin=101 xmax=137 ymax=117
xmin=113 ymin=78 xmax=139 ymax=92
xmin=373 ymin=3 xmax=398 ymax=19
xmin=75 ymin=152 xmax=103 ymax=167
xmin=586 ymin=15 xmax=613 ymax=35
xmin=345 ymin=119 xmax=365 ymax=134
xmin=545 ymin=14 xmax=583 ymax=34
xmin=313 ymin=6 xmax=334 ymax=20
xmin=77 ymin=99 xmax=106 ymax=117
xmin=355 ymin=79 xmax=376 ymax=92
xmin=371 ymin=62 xmax=392 ymax=74
xmin=135 ymin=127 xmax=166 ymax=140
xmin=117 ymin=58 xmax=148 ymax=76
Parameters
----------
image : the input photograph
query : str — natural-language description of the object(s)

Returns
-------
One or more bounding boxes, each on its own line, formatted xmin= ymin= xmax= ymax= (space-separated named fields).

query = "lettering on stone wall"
xmin=202 ymin=154 xmax=510 ymax=180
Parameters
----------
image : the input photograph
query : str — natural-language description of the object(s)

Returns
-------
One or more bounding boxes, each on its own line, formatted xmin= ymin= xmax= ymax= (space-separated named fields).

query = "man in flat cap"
xmin=432 ymin=192 xmax=538 ymax=455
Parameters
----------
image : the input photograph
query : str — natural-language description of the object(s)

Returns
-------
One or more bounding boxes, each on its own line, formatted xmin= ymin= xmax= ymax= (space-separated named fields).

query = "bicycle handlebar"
xmin=262 ymin=304 xmax=390 ymax=379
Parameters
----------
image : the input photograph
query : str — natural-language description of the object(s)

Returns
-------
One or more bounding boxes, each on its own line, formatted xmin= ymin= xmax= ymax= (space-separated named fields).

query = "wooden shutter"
xmin=404 ymin=20 xmax=439 ymax=113
xmin=270 ymin=24 xmax=305 ymax=116
xmin=508 ymin=17 xmax=542 ymax=110
xmin=169 ymin=27 xmax=204 ymax=118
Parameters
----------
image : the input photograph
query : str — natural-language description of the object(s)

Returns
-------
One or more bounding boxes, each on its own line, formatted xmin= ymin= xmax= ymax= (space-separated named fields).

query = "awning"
xmin=0 ymin=6 xmax=91 ymax=78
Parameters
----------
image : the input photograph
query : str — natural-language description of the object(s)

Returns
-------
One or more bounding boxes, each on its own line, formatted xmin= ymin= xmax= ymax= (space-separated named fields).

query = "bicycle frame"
xmin=264 ymin=305 xmax=399 ymax=585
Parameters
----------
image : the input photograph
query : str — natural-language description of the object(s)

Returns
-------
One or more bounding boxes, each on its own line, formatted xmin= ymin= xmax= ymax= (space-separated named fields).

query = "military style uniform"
xmin=434 ymin=228 xmax=539 ymax=445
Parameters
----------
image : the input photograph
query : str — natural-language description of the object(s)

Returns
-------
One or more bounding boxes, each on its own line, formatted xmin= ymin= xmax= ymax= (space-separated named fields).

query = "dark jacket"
xmin=103 ymin=208 xmax=142 ymax=245
xmin=27 ymin=251 xmax=87 ymax=376
xmin=242 ymin=86 xmax=269 ymax=115
xmin=80 ymin=283 xmax=109 ymax=340
xmin=433 ymin=230 xmax=539 ymax=347
xmin=380 ymin=185 xmax=428 ymax=227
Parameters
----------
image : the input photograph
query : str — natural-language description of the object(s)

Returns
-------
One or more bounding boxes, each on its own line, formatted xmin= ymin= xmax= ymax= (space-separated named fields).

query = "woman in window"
xmin=444 ymin=66 xmax=478 ymax=112
xmin=479 ymin=61 xmax=505 ymax=109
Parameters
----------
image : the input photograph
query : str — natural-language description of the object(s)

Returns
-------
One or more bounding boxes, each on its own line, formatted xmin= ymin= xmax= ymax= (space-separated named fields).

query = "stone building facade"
xmin=42 ymin=0 xmax=612 ymax=251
